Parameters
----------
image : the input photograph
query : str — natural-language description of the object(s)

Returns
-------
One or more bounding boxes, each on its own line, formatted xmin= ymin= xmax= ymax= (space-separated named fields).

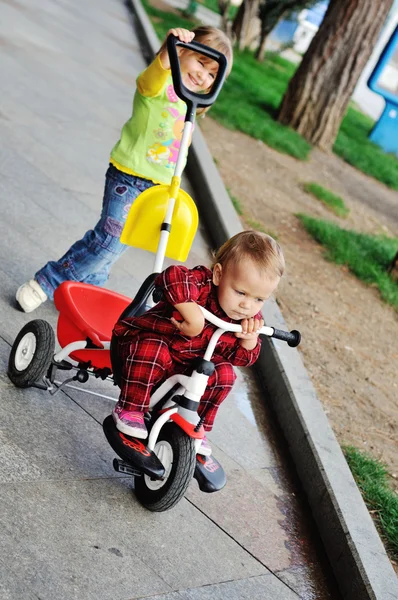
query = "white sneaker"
xmin=16 ymin=279 xmax=47 ymax=313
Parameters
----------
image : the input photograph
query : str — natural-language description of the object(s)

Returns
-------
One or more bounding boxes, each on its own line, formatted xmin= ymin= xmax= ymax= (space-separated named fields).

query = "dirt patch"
xmin=200 ymin=116 xmax=398 ymax=486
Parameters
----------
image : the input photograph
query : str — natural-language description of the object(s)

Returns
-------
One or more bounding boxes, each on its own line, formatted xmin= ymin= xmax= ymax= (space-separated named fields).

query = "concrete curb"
xmin=126 ymin=2 xmax=398 ymax=597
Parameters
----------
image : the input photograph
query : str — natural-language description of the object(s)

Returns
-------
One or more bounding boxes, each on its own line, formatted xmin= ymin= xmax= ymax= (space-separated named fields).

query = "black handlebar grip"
xmin=272 ymin=328 xmax=301 ymax=347
xmin=166 ymin=34 xmax=228 ymax=121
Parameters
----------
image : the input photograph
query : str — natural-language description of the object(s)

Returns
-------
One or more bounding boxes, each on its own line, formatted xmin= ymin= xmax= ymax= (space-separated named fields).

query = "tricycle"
xmin=8 ymin=35 xmax=300 ymax=511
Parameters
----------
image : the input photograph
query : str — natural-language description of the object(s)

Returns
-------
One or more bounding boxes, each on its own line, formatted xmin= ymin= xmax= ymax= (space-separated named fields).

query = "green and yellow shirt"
xmin=110 ymin=54 xmax=189 ymax=185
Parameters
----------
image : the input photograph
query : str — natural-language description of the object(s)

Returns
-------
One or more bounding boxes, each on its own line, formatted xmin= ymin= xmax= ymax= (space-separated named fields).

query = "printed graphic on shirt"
xmin=146 ymin=84 xmax=191 ymax=169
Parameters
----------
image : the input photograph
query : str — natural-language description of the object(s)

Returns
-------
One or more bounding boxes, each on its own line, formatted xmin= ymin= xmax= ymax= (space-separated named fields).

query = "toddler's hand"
xmin=171 ymin=317 xmax=204 ymax=338
xmin=170 ymin=302 xmax=205 ymax=338
xmin=167 ymin=28 xmax=195 ymax=44
xmin=235 ymin=317 xmax=264 ymax=340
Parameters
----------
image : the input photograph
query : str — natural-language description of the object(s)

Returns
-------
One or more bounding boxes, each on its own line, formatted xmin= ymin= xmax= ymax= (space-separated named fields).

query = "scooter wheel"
xmin=8 ymin=320 xmax=55 ymax=388
xmin=135 ymin=422 xmax=196 ymax=512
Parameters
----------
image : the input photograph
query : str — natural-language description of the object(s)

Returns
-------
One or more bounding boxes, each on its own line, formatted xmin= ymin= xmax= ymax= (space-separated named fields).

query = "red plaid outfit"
xmin=113 ymin=265 xmax=262 ymax=431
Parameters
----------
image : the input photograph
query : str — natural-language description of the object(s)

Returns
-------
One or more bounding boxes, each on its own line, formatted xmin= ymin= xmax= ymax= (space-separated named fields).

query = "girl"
xmin=16 ymin=26 xmax=233 ymax=313
xmin=112 ymin=231 xmax=285 ymax=456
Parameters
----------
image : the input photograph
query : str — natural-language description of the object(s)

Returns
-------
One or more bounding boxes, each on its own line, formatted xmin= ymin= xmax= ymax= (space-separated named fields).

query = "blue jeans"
xmin=36 ymin=165 xmax=154 ymax=300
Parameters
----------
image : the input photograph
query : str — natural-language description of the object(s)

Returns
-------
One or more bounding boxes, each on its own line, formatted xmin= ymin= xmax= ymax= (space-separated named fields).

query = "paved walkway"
xmin=0 ymin=0 xmax=340 ymax=598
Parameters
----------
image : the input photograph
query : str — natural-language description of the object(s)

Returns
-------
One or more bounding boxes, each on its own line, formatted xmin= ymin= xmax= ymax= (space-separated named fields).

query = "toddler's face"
xmin=213 ymin=258 xmax=280 ymax=321
xmin=178 ymin=50 xmax=218 ymax=93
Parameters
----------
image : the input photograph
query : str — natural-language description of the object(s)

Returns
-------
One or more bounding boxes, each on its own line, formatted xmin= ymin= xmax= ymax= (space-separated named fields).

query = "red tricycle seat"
xmin=54 ymin=282 xmax=131 ymax=370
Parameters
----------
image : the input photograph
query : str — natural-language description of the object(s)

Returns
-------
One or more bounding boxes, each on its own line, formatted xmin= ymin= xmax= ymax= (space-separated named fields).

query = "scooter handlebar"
xmin=198 ymin=306 xmax=301 ymax=347
xmin=271 ymin=327 xmax=301 ymax=348
xmin=166 ymin=34 xmax=228 ymax=118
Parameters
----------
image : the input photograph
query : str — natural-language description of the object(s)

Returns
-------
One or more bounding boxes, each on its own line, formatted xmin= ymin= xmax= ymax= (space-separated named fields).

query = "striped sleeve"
xmin=219 ymin=337 xmax=262 ymax=367
xmin=155 ymin=265 xmax=210 ymax=306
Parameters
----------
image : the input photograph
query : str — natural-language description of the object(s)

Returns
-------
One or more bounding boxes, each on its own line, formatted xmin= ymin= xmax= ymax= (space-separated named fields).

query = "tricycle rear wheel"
xmin=134 ymin=422 xmax=196 ymax=512
xmin=8 ymin=320 xmax=55 ymax=388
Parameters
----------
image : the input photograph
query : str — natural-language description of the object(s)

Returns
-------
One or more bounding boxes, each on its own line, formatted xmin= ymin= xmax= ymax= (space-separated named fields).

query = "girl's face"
xmin=212 ymin=257 xmax=280 ymax=321
xmin=178 ymin=50 xmax=219 ymax=93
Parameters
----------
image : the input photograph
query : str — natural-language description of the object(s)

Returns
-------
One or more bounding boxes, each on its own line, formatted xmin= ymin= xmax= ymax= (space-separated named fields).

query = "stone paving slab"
xmin=0 ymin=339 xmax=117 ymax=480
xmin=0 ymin=478 xmax=268 ymax=599
xmin=146 ymin=574 xmax=301 ymax=599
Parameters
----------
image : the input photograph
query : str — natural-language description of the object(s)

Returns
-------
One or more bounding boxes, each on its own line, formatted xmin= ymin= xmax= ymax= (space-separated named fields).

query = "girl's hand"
xmin=235 ymin=317 xmax=264 ymax=350
xmin=167 ymin=28 xmax=195 ymax=44
xmin=160 ymin=29 xmax=195 ymax=70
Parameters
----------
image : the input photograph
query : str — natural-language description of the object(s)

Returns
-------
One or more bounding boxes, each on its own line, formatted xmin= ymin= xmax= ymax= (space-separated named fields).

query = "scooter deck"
xmin=103 ymin=415 xmax=165 ymax=480
xmin=194 ymin=454 xmax=227 ymax=493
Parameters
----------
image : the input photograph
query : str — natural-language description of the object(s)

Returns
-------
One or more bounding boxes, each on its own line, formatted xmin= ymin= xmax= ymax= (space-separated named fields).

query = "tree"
xmin=277 ymin=0 xmax=394 ymax=151
xmin=255 ymin=0 xmax=317 ymax=62
xmin=218 ymin=0 xmax=233 ymax=32
xmin=232 ymin=0 xmax=317 ymax=54
xmin=232 ymin=0 xmax=262 ymax=50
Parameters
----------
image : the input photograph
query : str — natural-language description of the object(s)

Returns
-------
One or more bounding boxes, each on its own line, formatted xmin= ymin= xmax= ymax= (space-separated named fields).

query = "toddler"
xmin=16 ymin=26 xmax=233 ymax=312
xmin=112 ymin=230 xmax=285 ymax=455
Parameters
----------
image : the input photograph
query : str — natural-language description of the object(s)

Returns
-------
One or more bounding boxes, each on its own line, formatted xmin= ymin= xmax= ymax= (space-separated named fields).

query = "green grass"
xmin=227 ymin=187 xmax=243 ymax=214
xmin=334 ymin=107 xmax=398 ymax=191
xmin=226 ymin=187 xmax=279 ymax=237
xmin=297 ymin=214 xmax=398 ymax=308
xmin=245 ymin=217 xmax=266 ymax=233
xmin=143 ymin=0 xmax=398 ymax=187
xmin=303 ymin=182 xmax=350 ymax=218
xmin=344 ymin=445 xmax=398 ymax=562
xmin=197 ymin=0 xmax=238 ymax=19
xmin=245 ymin=217 xmax=278 ymax=239
xmin=211 ymin=50 xmax=311 ymax=159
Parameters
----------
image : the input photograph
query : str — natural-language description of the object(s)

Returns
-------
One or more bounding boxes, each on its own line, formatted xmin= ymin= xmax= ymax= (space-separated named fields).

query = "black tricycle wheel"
xmin=8 ymin=319 xmax=55 ymax=388
xmin=134 ymin=422 xmax=196 ymax=512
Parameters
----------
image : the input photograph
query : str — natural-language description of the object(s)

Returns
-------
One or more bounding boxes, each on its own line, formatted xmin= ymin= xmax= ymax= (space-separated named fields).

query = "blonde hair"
xmin=159 ymin=26 xmax=233 ymax=116
xmin=187 ymin=26 xmax=233 ymax=77
xmin=212 ymin=230 xmax=285 ymax=279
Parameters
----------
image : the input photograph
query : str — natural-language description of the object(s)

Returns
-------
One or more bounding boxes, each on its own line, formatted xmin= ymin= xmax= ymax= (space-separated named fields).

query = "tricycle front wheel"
xmin=8 ymin=319 xmax=55 ymax=388
xmin=134 ymin=422 xmax=196 ymax=512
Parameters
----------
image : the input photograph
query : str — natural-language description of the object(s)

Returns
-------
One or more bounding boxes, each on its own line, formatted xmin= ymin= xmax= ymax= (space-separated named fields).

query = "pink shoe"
xmin=197 ymin=435 xmax=212 ymax=457
xmin=112 ymin=406 xmax=148 ymax=439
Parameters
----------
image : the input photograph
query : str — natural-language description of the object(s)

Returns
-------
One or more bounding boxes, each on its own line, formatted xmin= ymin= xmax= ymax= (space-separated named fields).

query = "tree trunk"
xmin=255 ymin=12 xmax=285 ymax=61
xmin=277 ymin=0 xmax=394 ymax=151
xmin=232 ymin=0 xmax=261 ymax=51
xmin=218 ymin=0 xmax=232 ymax=33
xmin=255 ymin=29 xmax=270 ymax=62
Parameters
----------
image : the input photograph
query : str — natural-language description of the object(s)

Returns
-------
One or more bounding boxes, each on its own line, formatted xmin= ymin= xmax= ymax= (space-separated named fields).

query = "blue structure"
xmin=270 ymin=1 xmax=328 ymax=45
xmin=368 ymin=25 xmax=398 ymax=155
xmin=304 ymin=1 xmax=328 ymax=27
xmin=270 ymin=18 xmax=298 ymax=44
